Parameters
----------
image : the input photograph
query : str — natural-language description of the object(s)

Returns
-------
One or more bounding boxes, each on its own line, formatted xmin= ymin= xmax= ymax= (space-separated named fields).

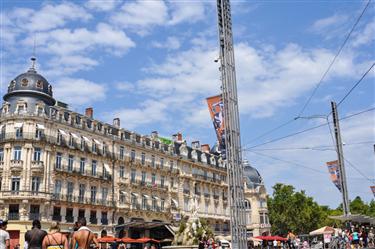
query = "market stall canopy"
xmin=136 ymin=237 xmax=160 ymax=244
xmin=309 ymin=226 xmax=335 ymax=236
xmin=98 ymin=237 xmax=121 ymax=243
xmin=121 ymin=238 xmax=138 ymax=243
xmin=329 ymin=214 xmax=375 ymax=225
xmin=255 ymin=236 xmax=287 ymax=241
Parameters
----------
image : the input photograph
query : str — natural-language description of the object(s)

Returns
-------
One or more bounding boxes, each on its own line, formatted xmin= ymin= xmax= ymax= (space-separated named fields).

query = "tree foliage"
xmin=267 ymin=183 xmax=327 ymax=236
xmin=267 ymin=184 xmax=375 ymax=236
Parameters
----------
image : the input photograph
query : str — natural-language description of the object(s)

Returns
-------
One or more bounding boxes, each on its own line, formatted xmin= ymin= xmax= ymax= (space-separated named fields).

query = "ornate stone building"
xmin=0 ymin=60 xmax=270 ymax=248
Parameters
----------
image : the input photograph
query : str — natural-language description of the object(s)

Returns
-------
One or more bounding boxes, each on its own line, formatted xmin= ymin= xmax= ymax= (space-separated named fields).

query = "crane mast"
xmin=216 ymin=0 xmax=247 ymax=248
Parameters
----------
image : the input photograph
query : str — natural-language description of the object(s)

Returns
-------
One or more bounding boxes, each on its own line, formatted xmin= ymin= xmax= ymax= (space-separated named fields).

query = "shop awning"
xmin=104 ymin=163 xmax=111 ymax=172
xmin=58 ymin=129 xmax=68 ymax=136
xmin=94 ymin=139 xmax=101 ymax=145
xmin=82 ymin=136 xmax=90 ymax=142
xmin=329 ymin=214 xmax=375 ymax=225
xmin=71 ymin=133 xmax=79 ymax=139
xmin=36 ymin=124 xmax=45 ymax=130
xmin=171 ymin=199 xmax=178 ymax=208
xmin=131 ymin=193 xmax=139 ymax=197
xmin=143 ymin=194 xmax=150 ymax=198
xmin=14 ymin=122 xmax=23 ymax=128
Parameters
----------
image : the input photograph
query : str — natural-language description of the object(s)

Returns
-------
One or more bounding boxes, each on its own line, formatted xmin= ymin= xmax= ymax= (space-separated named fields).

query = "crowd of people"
xmin=335 ymin=228 xmax=374 ymax=249
xmin=198 ymin=236 xmax=227 ymax=249
xmin=0 ymin=218 xmax=98 ymax=249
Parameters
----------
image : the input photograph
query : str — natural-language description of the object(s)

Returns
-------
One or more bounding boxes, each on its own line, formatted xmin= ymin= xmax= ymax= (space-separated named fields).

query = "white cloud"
xmin=104 ymin=100 xmax=167 ymax=129
xmin=151 ymin=36 xmax=181 ymax=50
xmin=85 ymin=0 xmax=119 ymax=11
xmin=111 ymin=0 xmax=168 ymax=33
xmin=133 ymin=42 xmax=362 ymax=127
xmin=54 ymin=78 xmax=106 ymax=106
xmin=25 ymin=23 xmax=134 ymax=56
xmin=352 ymin=18 xmax=375 ymax=47
xmin=311 ymin=13 xmax=348 ymax=33
xmin=167 ymin=1 xmax=206 ymax=25
xmin=17 ymin=23 xmax=135 ymax=75
xmin=10 ymin=3 xmax=91 ymax=32
xmin=115 ymin=82 xmax=135 ymax=91
xmin=111 ymin=1 xmax=207 ymax=34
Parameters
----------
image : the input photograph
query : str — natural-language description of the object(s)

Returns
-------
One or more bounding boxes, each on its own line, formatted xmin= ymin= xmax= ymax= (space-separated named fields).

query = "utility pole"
xmin=216 ymin=1 xmax=247 ymax=248
xmin=331 ymin=101 xmax=350 ymax=216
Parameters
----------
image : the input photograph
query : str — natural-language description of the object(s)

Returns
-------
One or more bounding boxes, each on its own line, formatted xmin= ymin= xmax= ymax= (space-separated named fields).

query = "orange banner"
xmin=206 ymin=95 xmax=225 ymax=145
xmin=326 ymin=160 xmax=342 ymax=192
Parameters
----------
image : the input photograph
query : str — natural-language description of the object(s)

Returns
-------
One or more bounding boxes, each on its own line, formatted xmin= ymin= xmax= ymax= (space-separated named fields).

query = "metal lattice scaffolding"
xmin=216 ymin=0 xmax=247 ymax=248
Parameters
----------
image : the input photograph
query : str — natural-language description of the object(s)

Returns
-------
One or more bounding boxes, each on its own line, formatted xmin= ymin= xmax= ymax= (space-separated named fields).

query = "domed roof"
xmin=243 ymin=160 xmax=263 ymax=188
xmin=3 ymin=58 xmax=55 ymax=105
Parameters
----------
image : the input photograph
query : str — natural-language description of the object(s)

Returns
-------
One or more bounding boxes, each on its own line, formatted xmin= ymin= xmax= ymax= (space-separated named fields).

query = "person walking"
xmin=42 ymin=222 xmax=68 ymax=249
xmin=25 ymin=220 xmax=47 ymax=249
xmin=71 ymin=218 xmax=98 ymax=249
xmin=351 ymin=230 xmax=359 ymax=249
xmin=0 ymin=220 xmax=10 ymax=249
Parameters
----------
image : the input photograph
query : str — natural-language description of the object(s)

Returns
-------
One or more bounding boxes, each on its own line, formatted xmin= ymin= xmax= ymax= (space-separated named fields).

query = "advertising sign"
xmin=326 ymin=160 xmax=342 ymax=192
xmin=206 ymin=95 xmax=226 ymax=156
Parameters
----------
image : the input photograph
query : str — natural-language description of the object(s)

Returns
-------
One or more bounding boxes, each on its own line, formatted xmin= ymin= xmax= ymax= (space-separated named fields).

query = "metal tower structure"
xmin=216 ymin=1 xmax=247 ymax=248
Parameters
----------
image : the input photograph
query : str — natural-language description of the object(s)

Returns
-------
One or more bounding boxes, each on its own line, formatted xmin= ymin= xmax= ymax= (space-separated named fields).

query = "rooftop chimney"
xmin=177 ymin=132 xmax=183 ymax=143
xmin=192 ymin=141 xmax=200 ymax=149
xmin=85 ymin=107 xmax=93 ymax=119
xmin=113 ymin=118 xmax=120 ymax=128
xmin=151 ymin=131 xmax=158 ymax=138
xmin=201 ymin=144 xmax=210 ymax=153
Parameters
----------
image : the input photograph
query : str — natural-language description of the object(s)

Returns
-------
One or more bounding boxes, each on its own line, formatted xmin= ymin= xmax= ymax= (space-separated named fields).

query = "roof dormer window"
xmin=21 ymin=78 xmax=28 ymax=87
xmin=36 ymin=80 xmax=43 ymax=89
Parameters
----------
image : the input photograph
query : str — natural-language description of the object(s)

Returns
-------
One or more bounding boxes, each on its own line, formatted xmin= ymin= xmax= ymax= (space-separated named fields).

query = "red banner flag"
xmin=326 ymin=160 xmax=342 ymax=192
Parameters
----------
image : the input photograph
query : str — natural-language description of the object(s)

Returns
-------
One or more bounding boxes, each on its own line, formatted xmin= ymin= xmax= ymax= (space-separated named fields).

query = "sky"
xmin=1 ymin=0 xmax=374 ymax=208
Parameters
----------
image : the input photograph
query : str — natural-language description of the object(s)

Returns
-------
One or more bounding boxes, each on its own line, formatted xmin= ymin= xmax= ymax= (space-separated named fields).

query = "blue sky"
xmin=1 ymin=0 xmax=374 ymax=208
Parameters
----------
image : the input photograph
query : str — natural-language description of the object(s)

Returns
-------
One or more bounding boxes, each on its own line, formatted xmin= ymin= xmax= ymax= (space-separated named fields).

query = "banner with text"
xmin=206 ymin=95 xmax=226 ymax=156
xmin=326 ymin=160 xmax=342 ymax=192
xmin=371 ymin=186 xmax=375 ymax=197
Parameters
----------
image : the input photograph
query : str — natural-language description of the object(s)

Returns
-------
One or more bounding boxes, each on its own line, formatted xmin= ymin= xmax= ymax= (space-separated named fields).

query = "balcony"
xmin=90 ymin=217 xmax=98 ymax=224
xmin=29 ymin=213 xmax=40 ymax=220
xmin=52 ymin=215 xmax=62 ymax=221
xmin=183 ymin=189 xmax=190 ymax=195
xmin=31 ymin=161 xmax=44 ymax=173
xmin=204 ymin=193 xmax=211 ymax=199
xmin=195 ymin=191 xmax=201 ymax=196
xmin=101 ymin=218 xmax=108 ymax=225
xmin=10 ymin=160 xmax=23 ymax=171
xmin=213 ymin=195 xmax=220 ymax=200
xmin=8 ymin=213 xmax=19 ymax=220
xmin=65 ymin=216 xmax=74 ymax=223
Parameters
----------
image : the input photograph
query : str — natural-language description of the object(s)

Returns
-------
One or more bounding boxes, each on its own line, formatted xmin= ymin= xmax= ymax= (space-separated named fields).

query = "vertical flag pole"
xmin=331 ymin=101 xmax=350 ymax=217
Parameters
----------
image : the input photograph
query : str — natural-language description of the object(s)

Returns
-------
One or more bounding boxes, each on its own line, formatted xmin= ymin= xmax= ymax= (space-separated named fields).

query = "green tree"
xmin=267 ymin=183 xmax=327 ymax=236
xmin=350 ymin=196 xmax=369 ymax=214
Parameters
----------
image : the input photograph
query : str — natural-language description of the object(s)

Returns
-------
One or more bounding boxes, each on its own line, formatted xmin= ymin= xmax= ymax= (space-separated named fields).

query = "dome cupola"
xmin=243 ymin=159 xmax=263 ymax=189
xmin=2 ymin=58 xmax=56 ymax=115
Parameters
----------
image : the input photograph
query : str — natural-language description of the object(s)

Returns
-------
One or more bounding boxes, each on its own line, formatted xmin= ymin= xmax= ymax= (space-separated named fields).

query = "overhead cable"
xmin=243 ymin=107 xmax=375 ymax=150
xmin=297 ymin=0 xmax=372 ymax=117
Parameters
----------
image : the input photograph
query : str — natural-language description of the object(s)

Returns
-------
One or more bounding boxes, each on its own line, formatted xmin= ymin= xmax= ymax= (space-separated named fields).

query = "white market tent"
xmin=309 ymin=226 xmax=335 ymax=236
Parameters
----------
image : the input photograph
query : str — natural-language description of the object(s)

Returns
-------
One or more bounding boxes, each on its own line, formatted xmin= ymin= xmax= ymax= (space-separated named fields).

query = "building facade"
xmin=0 ymin=61 xmax=270 ymax=248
